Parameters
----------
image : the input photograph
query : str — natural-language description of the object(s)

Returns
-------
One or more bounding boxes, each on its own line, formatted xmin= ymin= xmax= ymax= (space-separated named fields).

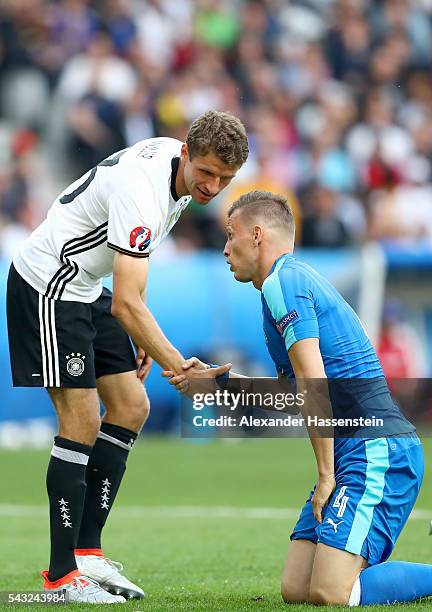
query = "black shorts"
xmin=7 ymin=264 xmax=136 ymax=388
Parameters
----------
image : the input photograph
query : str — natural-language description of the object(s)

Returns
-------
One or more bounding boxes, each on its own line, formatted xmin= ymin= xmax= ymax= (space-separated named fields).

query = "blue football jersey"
xmin=261 ymin=253 xmax=414 ymax=437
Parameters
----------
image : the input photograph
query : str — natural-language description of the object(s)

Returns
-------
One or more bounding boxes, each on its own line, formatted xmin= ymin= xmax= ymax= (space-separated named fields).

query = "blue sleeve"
xmin=262 ymin=266 xmax=319 ymax=352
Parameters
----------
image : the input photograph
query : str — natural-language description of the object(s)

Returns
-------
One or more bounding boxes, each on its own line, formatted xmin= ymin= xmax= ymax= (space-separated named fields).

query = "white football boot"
xmin=42 ymin=570 xmax=126 ymax=604
xmin=76 ymin=555 xmax=145 ymax=599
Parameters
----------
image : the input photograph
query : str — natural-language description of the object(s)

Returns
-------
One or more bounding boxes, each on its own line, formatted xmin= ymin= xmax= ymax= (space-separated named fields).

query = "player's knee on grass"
xmin=280 ymin=577 xmax=310 ymax=604
xmin=309 ymin=580 xmax=352 ymax=606
xmin=281 ymin=539 xmax=316 ymax=604
xmin=308 ymin=544 xmax=366 ymax=606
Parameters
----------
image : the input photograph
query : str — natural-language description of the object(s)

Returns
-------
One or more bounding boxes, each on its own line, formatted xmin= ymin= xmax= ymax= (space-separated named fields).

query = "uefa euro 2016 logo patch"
xmin=276 ymin=310 xmax=298 ymax=334
xmin=130 ymin=226 xmax=151 ymax=252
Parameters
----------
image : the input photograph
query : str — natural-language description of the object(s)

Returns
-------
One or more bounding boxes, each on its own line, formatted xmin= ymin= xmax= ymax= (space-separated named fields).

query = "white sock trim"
xmin=51 ymin=445 xmax=89 ymax=465
xmin=97 ymin=430 xmax=133 ymax=452
xmin=349 ymin=577 xmax=361 ymax=607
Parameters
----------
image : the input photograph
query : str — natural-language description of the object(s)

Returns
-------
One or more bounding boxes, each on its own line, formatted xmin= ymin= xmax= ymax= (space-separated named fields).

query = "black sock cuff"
xmin=100 ymin=423 xmax=138 ymax=448
xmin=54 ymin=436 xmax=93 ymax=456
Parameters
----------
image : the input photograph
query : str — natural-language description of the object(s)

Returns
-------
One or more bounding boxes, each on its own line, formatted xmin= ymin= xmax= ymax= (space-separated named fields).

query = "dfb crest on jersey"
xmin=130 ymin=226 xmax=151 ymax=252
xmin=66 ymin=353 xmax=86 ymax=377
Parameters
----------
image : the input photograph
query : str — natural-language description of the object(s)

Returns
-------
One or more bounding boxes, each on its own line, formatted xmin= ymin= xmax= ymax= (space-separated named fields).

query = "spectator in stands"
xmin=56 ymin=28 xmax=137 ymax=174
xmin=0 ymin=0 xmax=432 ymax=253
xmin=300 ymin=184 xmax=354 ymax=249
xmin=368 ymin=154 xmax=432 ymax=243
xmin=377 ymin=298 xmax=426 ymax=379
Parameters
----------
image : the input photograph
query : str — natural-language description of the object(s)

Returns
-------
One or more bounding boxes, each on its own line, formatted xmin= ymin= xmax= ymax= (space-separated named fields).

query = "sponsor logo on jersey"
xmin=276 ymin=310 xmax=298 ymax=333
xmin=130 ymin=226 xmax=151 ymax=251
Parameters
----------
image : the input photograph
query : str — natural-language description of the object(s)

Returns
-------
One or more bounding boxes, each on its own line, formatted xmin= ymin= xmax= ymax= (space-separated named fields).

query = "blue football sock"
xmin=357 ymin=561 xmax=432 ymax=605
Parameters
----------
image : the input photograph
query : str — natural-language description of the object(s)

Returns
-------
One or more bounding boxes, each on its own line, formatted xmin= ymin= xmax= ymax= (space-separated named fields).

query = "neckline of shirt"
xmin=170 ymin=156 xmax=180 ymax=201
xmin=270 ymin=252 xmax=294 ymax=274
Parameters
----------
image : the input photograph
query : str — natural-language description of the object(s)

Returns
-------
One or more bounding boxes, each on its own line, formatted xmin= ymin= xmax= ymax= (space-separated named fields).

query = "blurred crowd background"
xmin=2 ymin=0 xmax=432 ymax=255
xmin=1 ymin=0 xmax=432 ymax=437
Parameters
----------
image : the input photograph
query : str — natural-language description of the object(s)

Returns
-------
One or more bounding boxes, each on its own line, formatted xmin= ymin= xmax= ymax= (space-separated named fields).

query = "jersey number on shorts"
xmin=333 ymin=485 xmax=349 ymax=518
xmin=59 ymin=149 xmax=128 ymax=204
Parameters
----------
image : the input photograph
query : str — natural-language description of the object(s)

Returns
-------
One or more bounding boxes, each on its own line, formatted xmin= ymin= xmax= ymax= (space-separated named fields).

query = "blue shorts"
xmin=291 ymin=434 xmax=424 ymax=565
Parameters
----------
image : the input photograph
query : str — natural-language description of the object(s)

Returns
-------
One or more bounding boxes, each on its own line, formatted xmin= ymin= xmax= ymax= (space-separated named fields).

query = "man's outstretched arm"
xmin=111 ymin=254 xmax=230 ymax=378
xmin=112 ymin=252 xmax=225 ymax=378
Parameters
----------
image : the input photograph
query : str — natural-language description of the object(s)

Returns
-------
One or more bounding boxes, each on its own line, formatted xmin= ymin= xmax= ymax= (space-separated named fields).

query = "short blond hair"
xmin=186 ymin=110 xmax=249 ymax=167
xmin=228 ymin=190 xmax=295 ymax=237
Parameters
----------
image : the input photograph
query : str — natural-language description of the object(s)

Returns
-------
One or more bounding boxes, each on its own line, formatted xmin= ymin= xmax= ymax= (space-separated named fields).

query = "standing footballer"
xmin=7 ymin=111 xmax=248 ymax=603
xmin=166 ymin=190 xmax=432 ymax=607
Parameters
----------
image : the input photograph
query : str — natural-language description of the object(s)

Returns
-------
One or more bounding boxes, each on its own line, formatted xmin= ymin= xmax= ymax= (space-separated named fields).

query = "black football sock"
xmin=76 ymin=422 xmax=137 ymax=551
xmin=47 ymin=436 xmax=92 ymax=582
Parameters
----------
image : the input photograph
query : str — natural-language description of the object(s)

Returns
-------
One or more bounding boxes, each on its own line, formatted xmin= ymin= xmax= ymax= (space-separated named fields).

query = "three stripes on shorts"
xmin=38 ymin=223 xmax=108 ymax=387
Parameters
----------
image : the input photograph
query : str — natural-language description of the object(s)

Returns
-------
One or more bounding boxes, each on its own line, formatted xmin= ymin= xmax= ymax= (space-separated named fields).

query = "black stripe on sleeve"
xmin=59 ymin=222 xmax=108 ymax=260
xmin=107 ymin=243 xmax=150 ymax=258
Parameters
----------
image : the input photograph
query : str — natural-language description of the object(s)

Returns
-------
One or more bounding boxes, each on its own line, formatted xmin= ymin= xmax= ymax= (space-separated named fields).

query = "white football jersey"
xmin=13 ymin=138 xmax=191 ymax=302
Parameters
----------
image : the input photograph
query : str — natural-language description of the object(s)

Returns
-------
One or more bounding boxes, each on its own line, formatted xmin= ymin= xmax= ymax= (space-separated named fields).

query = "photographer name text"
xmin=191 ymin=415 xmax=384 ymax=428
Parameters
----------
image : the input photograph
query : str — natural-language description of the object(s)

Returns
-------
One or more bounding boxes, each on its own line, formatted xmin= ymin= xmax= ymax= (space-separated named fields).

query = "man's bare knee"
xmin=103 ymin=386 xmax=150 ymax=432
xmin=48 ymin=387 xmax=101 ymax=445
xmin=281 ymin=539 xmax=316 ymax=604
xmin=309 ymin=544 xmax=365 ymax=606
xmin=309 ymin=583 xmax=350 ymax=606
xmin=109 ymin=399 xmax=149 ymax=432
xmin=130 ymin=389 xmax=150 ymax=428
xmin=281 ymin=578 xmax=309 ymax=604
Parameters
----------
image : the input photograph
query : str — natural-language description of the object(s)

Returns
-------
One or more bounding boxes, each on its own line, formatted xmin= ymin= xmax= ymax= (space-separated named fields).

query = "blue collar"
xmin=270 ymin=252 xmax=294 ymax=274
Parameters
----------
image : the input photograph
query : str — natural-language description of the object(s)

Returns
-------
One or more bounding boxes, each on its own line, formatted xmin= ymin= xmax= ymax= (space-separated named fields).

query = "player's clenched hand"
xmin=311 ymin=474 xmax=336 ymax=523
xmin=161 ymin=371 xmax=189 ymax=393
xmin=136 ymin=347 xmax=153 ymax=383
xmin=180 ymin=356 xmax=209 ymax=371
xmin=161 ymin=356 xmax=209 ymax=393
xmin=180 ymin=358 xmax=232 ymax=381
xmin=161 ymin=359 xmax=232 ymax=394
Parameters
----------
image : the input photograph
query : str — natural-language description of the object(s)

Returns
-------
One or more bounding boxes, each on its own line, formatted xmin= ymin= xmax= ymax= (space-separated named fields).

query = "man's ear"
xmin=181 ymin=143 xmax=189 ymax=160
xmin=253 ymin=225 xmax=263 ymax=246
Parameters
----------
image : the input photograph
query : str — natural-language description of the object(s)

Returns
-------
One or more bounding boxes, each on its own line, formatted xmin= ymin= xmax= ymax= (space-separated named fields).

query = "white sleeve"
xmin=107 ymin=186 xmax=160 ymax=258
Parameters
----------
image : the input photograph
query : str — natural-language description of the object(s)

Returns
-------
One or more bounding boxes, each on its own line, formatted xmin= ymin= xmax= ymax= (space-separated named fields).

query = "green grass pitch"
xmin=0 ymin=437 xmax=431 ymax=611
